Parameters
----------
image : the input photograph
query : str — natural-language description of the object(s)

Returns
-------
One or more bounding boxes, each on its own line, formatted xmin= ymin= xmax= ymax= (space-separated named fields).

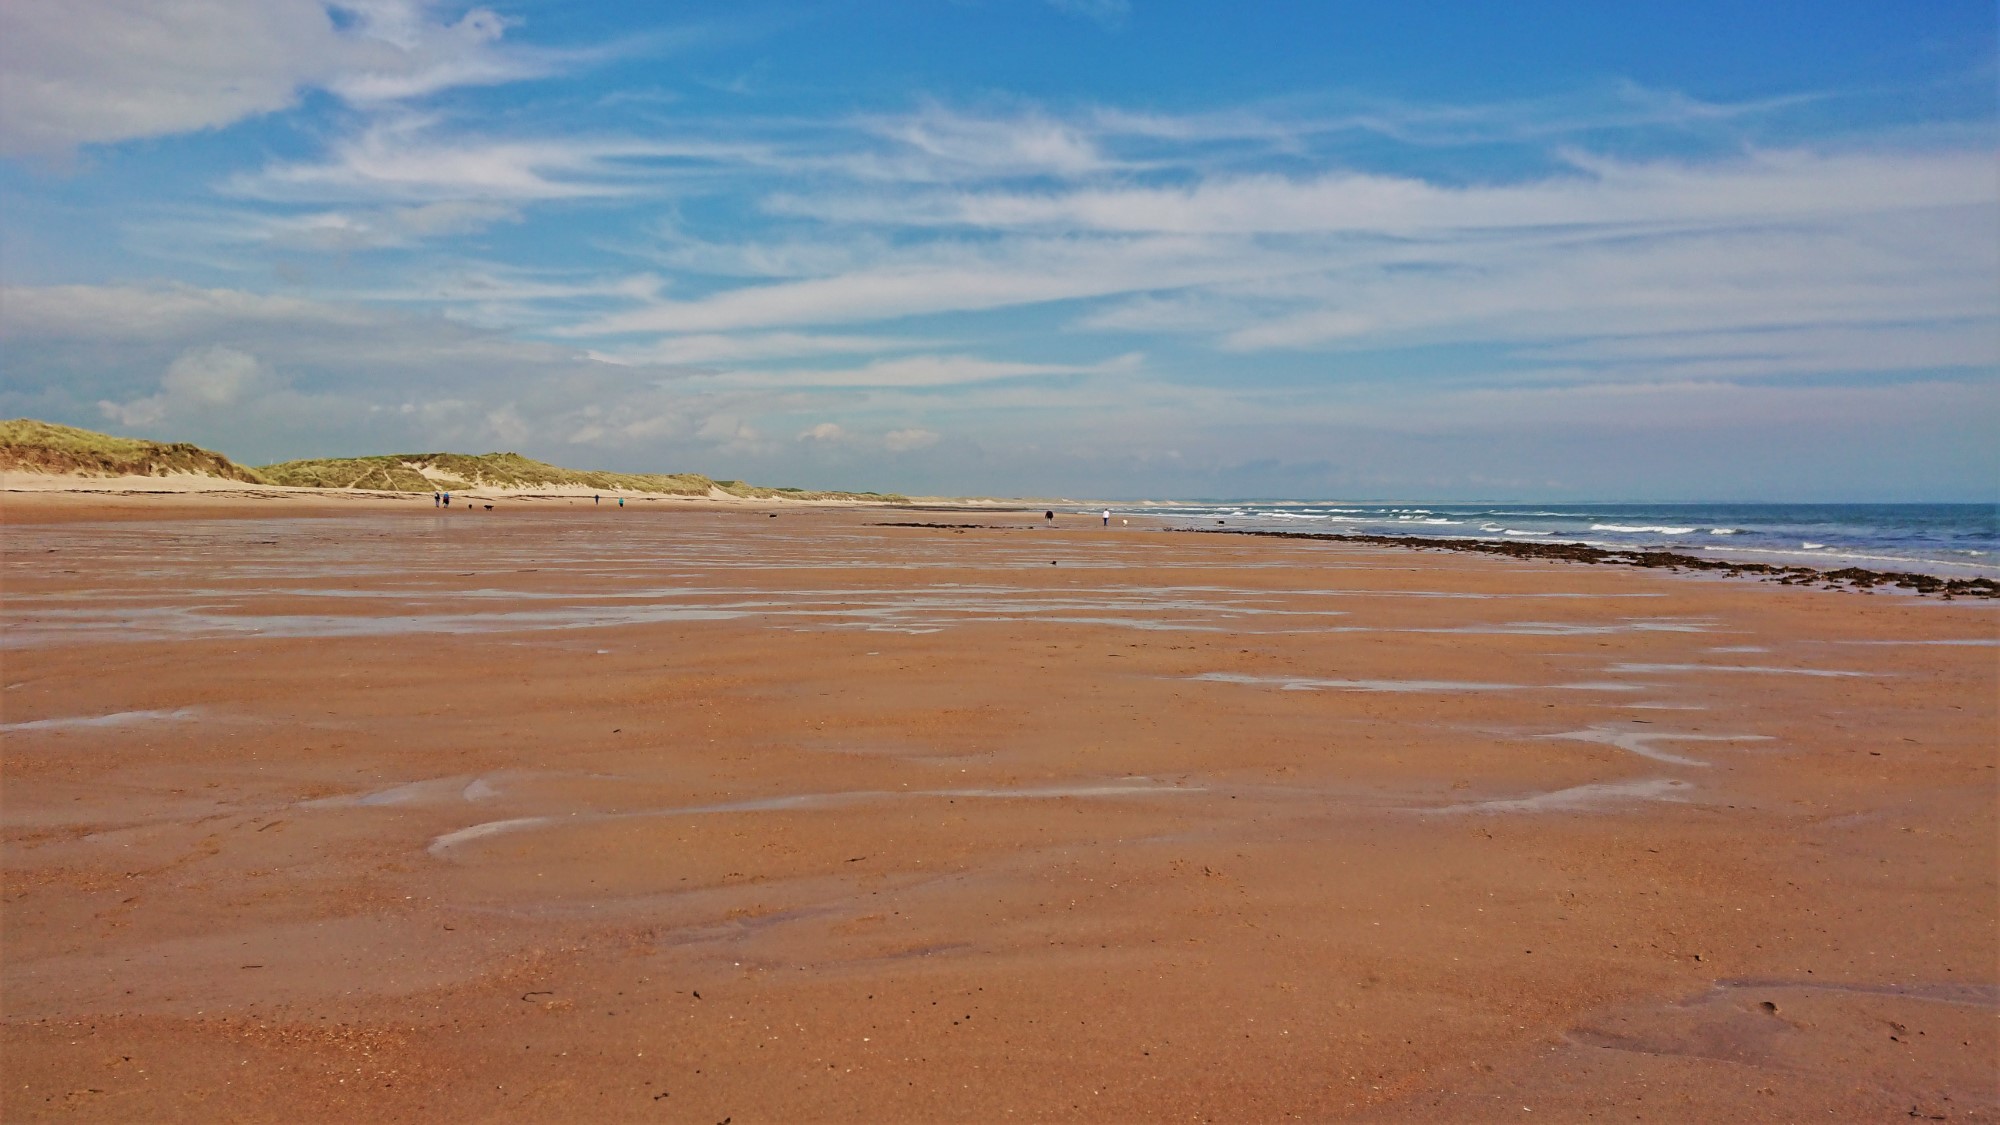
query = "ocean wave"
xmin=1591 ymin=523 xmax=1697 ymax=535
xmin=1503 ymin=529 xmax=1553 ymax=536
xmin=1709 ymin=528 xmax=1737 ymax=535
xmin=1801 ymin=541 xmax=1826 ymax=550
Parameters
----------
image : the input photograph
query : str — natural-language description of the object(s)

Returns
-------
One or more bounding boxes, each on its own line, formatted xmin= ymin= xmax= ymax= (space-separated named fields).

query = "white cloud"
xmin=779 ymin=147 xmax=1994 ymax=234
xmin=1208 ymin=206 xmax=1997 ymax=354
xmin=701 ymin=351 xmax=1142 ymax=389
xmin=696 ymin=414 xmax=767 ymax=454
xmin=645 ymin=140 xmax=1996 ymax=393
xmin=796 ymin=421 xmax=941 ymax=453
xmin=483 ymin=402 xmax=530 ymax=444
xmin=847 ymin=102 xmax=1114 ymax=181
xmin=590 ymin=332 xmax=918 ymax=366
xmin=161 ymin=344 xmax=275 ymax=405
xmin=882 ymin=427 xmax=940 ymax=451
xmin=321 ymin=3 xmax=531 ymax=103
xmin=99 ymin=344 xmax=289 ymax=427
xmin=263 ymin=201 xmax=523 ymax=250
xmin=230 ymin=114 xmax=683 ymax=203
xmin=569 ymin=237 xmax=1286 ymax=334
xmin=0 ymin=0 xmax=552 ymax=155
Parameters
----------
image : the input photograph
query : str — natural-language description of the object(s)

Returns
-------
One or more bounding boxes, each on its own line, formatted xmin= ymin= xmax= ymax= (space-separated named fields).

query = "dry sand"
xmin=2 ymin=495 xmax=1995 ymax=1121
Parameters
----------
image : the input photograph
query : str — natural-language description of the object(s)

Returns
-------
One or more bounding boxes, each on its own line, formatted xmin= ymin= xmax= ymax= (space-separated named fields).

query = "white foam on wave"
xmin=1502 ymin=529 xmax=1553 ymax=537
xmin=1591 ymin=524 xmax=1698 ymax=535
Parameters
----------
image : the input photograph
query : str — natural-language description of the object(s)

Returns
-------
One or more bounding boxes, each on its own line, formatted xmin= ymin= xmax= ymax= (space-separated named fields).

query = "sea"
xmin=1116 ymin=502 xmax=2000 ymax=580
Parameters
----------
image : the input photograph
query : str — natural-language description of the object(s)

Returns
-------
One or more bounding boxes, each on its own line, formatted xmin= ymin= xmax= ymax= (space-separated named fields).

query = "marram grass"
xmin=0 ymin=418 xmax=266 ymax=482
xmin=2 ymin=419 xmax=904 ymax=501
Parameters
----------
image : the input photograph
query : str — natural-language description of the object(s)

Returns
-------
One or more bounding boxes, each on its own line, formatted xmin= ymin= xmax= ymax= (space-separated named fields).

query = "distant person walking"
xmin=1045 ymin=510 xmax=1054 ymax=522
xmin=594 ymin=494 xmax=600 ymax=505
xmin=443 ymin=491 xmax=451 ymax=507
xmin=618 ymin=497 xmax=624 ymax=508
xmin=432 ymin=491 xmax=440 ymax=508
xmin=1102 ymin=509 xmax=1110 ymax=527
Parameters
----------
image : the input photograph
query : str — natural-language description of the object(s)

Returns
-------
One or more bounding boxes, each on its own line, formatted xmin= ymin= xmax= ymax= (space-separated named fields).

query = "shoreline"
xmin=875 ymin=519 xmax=2000 ymax=597
xmin=1178 ymin=526 xmax=2000 ymax=597
xmin=4 ymin=480 xmax=1989 ymax=595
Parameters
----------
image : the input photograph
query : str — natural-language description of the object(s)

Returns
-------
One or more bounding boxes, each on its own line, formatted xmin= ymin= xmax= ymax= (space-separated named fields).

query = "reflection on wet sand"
xmin=1427 ymin=777 xmax=1694 ymax=814
xmin=0 ymin=707 xmax=202 ymax=732
xmin=424 ymin=778 xmax=1200 ymax=857
xmin=1191 ymin=671 xmax=1645 ymax=693
xmin=1541 ymin=724 xmax=1774 ymax=767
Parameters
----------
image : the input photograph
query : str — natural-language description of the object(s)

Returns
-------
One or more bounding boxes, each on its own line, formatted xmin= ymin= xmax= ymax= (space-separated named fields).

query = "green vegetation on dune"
xmin=2 ymin=420 xmax=906 ymax=501
xmin=256 ymin=451 xmax=719 ymax=495
xmin=261 ymin=451 xmax=904 ymax=499
xmin=252 ymin=457 xmax=443 ymax=492
xmin=0 ymin=418 xmax=266 ymax=482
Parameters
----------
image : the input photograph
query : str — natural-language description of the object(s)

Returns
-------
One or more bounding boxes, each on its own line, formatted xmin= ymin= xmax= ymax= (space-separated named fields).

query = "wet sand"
xmin=3 ymin=501 xmax=1995 ymax=1121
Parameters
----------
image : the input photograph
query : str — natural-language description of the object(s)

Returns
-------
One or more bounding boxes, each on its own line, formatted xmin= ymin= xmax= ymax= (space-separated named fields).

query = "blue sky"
xmin=1 ymin=1 xmax=1994 ymax=500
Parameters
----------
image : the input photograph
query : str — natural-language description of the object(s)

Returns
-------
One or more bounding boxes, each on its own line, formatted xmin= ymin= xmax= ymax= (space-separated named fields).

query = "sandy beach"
xmin=2 ymin=495 xmax=1994 ymax=1122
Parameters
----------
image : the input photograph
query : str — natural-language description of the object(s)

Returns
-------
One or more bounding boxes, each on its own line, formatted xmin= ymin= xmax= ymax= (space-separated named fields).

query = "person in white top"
xmin=1102 ymin=509 xmax=1111 ymax=527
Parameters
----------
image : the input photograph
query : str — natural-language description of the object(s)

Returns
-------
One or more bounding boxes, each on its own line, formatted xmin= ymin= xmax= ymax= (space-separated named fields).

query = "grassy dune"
xmin=257 ymin=452 xmax=722 ymax=495
xmin=0 ymin=419 xmax=267 ymax=482
xmin=4 ymin=420 xmax=905 ymax=501
xmin=259 ymin=452 xmax=903 ymax=500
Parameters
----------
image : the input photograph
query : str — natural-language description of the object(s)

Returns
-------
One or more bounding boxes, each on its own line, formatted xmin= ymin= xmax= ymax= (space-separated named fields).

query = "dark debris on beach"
xmin=1181 ymin=528 xmax=2000 ymax=599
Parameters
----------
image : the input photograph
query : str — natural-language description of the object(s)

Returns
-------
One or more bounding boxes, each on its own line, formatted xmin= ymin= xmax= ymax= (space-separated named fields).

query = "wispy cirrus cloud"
xmin=589 ymin=331 xmax=922 ymax=366
xmin=117 ymin=89 xmax=1996 ymax=418
xmin=566 ymin=236 xmax=1293 ymax=335
xmin=769 ymin=146 xmax=1994 ymax=233
xmin=690 ymin=351 xmax=1143 ymax=389
xmin=0 ymin=0 xmax=567 ymax=156
xmin=224 ymin=114 xmax=729 ymax=202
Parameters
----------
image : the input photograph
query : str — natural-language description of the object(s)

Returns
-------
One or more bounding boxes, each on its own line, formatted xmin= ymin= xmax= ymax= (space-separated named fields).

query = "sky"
xmin=1 ymin=1 xmax=1995 ymax=501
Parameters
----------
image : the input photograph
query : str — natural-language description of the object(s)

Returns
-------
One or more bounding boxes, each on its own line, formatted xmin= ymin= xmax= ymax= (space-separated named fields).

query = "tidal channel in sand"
xmin=2 ymin=500 xmax=1995 ymax=1121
